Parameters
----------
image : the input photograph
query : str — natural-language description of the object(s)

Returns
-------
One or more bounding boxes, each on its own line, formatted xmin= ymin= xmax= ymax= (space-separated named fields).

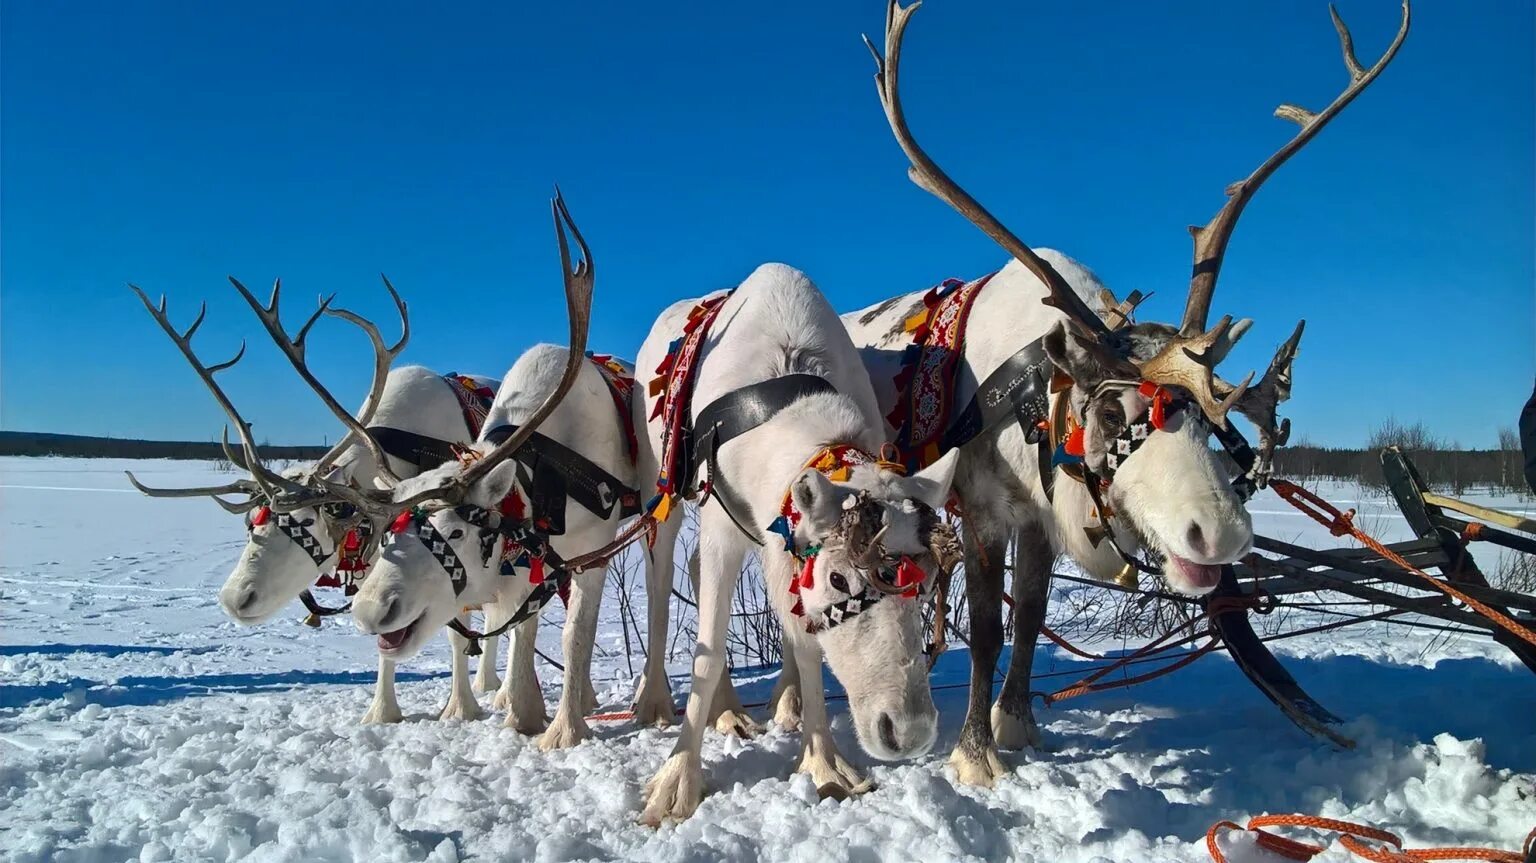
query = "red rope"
xmin=1269 ymin=480 xmax=1536 ymax=650
xmin=1207 ymin=814 xmax=1528 ymax=863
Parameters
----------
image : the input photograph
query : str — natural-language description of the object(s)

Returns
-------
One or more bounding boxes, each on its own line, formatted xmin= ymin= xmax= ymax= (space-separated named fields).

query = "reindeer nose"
xmin=877 ymin=713 xmax=900 ymax=753
xmin=234 ymin=586 xmax=259 ymax=614
xmin=1186 ymin=522 xmax=1212 ymax=558
xmin=374 ymin=593 xmax=403 ymax=631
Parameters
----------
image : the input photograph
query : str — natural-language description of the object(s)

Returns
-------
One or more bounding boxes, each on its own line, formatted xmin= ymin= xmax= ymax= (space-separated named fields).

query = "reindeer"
xmin=309 ymin=191 xmax=654 ymax=748
xmin=125 ymin=262 xmax=531 ymax=724
xmin=832 ymin=0 xmax=1410 ymax=786
xmin=632 ymin=263 xmax=962 ymax=825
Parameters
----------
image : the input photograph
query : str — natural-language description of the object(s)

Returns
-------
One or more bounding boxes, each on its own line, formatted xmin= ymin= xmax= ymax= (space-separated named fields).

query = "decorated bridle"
xmin=1051 ymin=376 xmax=1264 ymax=576
xmin=769 ymin=444 xmax=947 ymax=634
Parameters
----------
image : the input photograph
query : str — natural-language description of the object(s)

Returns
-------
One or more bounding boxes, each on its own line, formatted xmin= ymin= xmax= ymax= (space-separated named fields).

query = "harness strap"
xmin=693 ymin=374 xmax=840 ymax=545
xmin=483 ymin=424 xmax=642 ymax=521
xmin=941 ymin=338 xmax=1053 ymax=453
xmin=365 ymin=426 xmax=462 ymax=471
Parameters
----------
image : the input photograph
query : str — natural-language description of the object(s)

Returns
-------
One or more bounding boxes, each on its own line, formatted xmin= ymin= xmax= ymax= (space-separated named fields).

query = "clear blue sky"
xmin=3 ymin=1 xmax=1531 ymax=448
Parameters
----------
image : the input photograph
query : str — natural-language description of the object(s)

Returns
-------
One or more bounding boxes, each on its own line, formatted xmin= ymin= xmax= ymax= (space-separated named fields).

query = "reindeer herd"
xmin=126 ymin=0 xmax=1410 ymax=827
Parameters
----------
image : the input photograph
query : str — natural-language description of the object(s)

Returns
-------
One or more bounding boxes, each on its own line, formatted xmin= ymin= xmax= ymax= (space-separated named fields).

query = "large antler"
xmin=1140 ymin=1 xmax=1409 ymax=424
xmin=229 ymin=274 xmax=409 ymax=484
xmin=863 ymin=0 xmax=1112 ymax=346
xmin=1234 ymin=320 xmax=1305 ymax=481
xmin=373 ymin=186 xmax=596 ymax=515
xmin=1182 ymin=2 xmax=1410 ymax=336
xmin=124 ymin=287 xmax=307 ymax=508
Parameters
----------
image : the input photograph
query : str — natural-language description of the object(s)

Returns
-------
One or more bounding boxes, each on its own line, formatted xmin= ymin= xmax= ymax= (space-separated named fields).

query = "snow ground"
xmin=1 ymin=457 xmax=1532 ymax=862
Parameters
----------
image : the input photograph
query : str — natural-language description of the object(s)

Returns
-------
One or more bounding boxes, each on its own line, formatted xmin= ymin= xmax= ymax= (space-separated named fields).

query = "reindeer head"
xmin=123 ymin=272 xmax=408 ymax=623
xmin=781 ymin=449 xmax=959 ymax=759
xmin=864 ymin=0 xmax=1408 ymax=593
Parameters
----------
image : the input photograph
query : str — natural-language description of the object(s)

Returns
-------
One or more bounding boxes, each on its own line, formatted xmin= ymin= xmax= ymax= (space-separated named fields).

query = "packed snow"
xmin=2 ymin=457 xmax=1532 ymax=862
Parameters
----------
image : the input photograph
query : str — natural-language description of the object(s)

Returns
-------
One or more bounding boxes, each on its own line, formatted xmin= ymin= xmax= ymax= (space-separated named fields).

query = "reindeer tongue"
xmin=377 ymin=623 xmax=413 ymax=651
xmin=1165 ymin=554 xmax=1222 ymax=593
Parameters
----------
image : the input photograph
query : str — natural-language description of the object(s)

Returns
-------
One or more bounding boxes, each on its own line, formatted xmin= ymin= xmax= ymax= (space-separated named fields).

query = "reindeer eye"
xmin=1100 ymin=403 xmax=1125 ymax=433
xmin=829 ymin=571 xmax=850 ymax=594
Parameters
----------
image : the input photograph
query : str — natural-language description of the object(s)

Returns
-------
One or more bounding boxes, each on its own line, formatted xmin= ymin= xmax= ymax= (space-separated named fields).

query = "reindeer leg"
xmin=768 ymin=632 xmax=802 ymax=732
xmin=640 ymin=518 xmax=745 ymax=826
xmin=993 ymin=521 xmax=1049 ymax=750
xmin=439 ymin=615 xmax=486 ymax=721
xmin=474 ymin=604 xmax=503 ymax=694
xmin=500 ymin=614 xmax=548 ymax=734
xmin=359 ymin=655 xmax=403 ymax=724
xmin=791 ymin=629 xmax=870 ymax=799
xmin=947 ymin=517 xmax=1008 ymax=787
xmin=540 ymin=568 xmax=605 ymax=751
xmin=632 ymin=513 xmax=682 ymax=727
xmin=688 ymin=544 xmax=759 ymax=738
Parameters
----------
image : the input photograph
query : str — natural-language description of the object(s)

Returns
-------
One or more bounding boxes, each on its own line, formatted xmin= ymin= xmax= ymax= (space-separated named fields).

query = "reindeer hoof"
xmin=359 ymin=704 xmax=403 ymax=725
xmin=631 ymin=683 xmax=677 ymax=729
xmin=796 ymin=749 xmax=871 ymax=800
xmin=948 ymin=745 xmax=1007 ymax=788
xmin=639 ymin=753 xmax=704 ymax=827
xmin=473 ymin=672 xmax=502 ymax=695
xmin=712 ymin=709 xmax=761 ymax=739
xmin=770 ymin=684 xmax=803 ymax=733
xmin=438 ymin=696 xmax=485 ymax=723
xmin=991 ymin=703 xmax=1042 ymax=751
xmin=538 ymin=715 xmax=591 ymax=751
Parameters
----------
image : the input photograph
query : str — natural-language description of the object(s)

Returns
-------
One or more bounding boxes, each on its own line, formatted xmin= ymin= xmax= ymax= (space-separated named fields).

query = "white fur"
xmin=843 ymin=252 xmax=1256 ymax=782
xmin=634 ymin=264 xmax=957 ymax=825
xmin=350 ymin=345 xmax=647 ymax=747
xmin=212 ymin=364 xmax=499 ymax=726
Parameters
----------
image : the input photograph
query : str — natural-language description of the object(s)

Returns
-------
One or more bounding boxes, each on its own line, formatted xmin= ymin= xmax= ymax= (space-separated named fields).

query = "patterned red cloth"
xmin=647 ymin=293 xmax=732 ymax=521
xmin=587 ymin=354 xmax=639 ymax=465
xmin=888 ymin=273 xmax=995 ymax=471
xmin=444 ymin=373 xmax=497 ymax=438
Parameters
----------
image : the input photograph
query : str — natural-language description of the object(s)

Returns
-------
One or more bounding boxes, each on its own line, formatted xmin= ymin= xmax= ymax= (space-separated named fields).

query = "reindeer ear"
xmin=790 ymin=469 xmax=852 ymax=539
xmin=476 ymin=461 xmax=520 ymax=508
xmin=1043 ymin=321 xmax=1111 ymax=389
xmin=894 ymin=449 xmax=959 ymax=512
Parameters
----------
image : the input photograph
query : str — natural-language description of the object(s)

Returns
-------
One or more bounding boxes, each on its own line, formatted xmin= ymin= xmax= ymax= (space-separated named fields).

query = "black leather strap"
xmin=483 ymin=424 xmax=642 ymax=522
xmin=692 ymin=374 xmax=839 ymax=544
xmin=366 ymin=426 xmax=460 ymax=471
xmin=941 ymin=340 xmax=1053 ymax=453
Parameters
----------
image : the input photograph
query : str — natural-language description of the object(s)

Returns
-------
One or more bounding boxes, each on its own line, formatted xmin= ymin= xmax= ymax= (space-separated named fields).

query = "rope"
xmin=1206 ymin=814 xmax=1530 ymax=863
xmin=1270 ymin=480 xmax=1536 ymax=650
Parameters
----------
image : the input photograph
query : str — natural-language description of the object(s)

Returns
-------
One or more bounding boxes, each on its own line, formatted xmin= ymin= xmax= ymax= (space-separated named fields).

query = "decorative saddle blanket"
xmin=443 ymin=372 xmax=497 ymax=439
xmin=587 ymin=353 xmax=639 ymax=465
xmin=887 ymin=273 xmax=995 ymax=472
xmin=646 ymin=292 xmax=733 ymax=523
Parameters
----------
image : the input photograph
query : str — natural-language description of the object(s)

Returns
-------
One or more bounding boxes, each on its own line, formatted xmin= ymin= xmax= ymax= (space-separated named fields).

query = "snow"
xmin=2 ymin=457 xmax=1532 ymax=862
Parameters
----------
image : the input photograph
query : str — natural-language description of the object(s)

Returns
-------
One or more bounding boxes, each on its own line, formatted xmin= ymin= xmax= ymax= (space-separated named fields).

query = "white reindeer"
xmin=332 ymin=192 xmax=642 ymax=747
xmin=633 ymin=263 xmax=961 ymax=825
xmin=124 ymin=281 xmax=526 ymax=724
xmin=829 ymin=0 xmax=1407 ymax=785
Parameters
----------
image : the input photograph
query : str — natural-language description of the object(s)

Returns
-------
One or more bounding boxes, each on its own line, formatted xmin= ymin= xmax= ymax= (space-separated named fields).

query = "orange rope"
xmin=1206 ymin=814 xmax=1527 ymax=863
xmin=1269 ymin=480 xmax=1536 ymax=650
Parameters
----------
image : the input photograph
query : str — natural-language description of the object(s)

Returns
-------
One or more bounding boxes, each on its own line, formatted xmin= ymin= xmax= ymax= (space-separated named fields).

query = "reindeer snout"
xmin=354 ymin=590 xmax=401 ymax=634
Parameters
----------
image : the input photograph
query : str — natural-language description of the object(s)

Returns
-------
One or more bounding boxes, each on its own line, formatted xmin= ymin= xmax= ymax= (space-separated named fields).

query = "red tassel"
xmin=251 ymin=506 xmax=271 ymax=526
xmin=798 ymin=554 xmax=816 ymax=591
xmin=790 ymin=599 xmax=804 ymax=617
xmin=1064 ymin=426 xmax=1086 ymax=458
xmin=343 ymin=530 xmax=361 ymax=552
xmin=529 ymin=557 xmax=545 ymax=585
xmin=315 ymin=573 xmax=341 ymax=588
xmin=894 ymin=556 xmax=924 ymax=589
xmin=389 ymin=511 xmax=414 ymax=534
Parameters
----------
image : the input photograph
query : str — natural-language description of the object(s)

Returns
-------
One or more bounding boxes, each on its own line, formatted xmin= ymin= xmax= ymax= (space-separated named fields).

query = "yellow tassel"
xmin=903 ymin=309 xmax=929 ymax=332
xmin=653 ymin=494 xmax=674 ymax=523
xmin=303 ymin=613 xmax=321 ymax=628
xmin=648 ymin=375 xmax=668 ymax=397
xmin=922 ymin=442 xmax=940 ymax=468
xmin=829 ymin=466 xmax=851 ymax=482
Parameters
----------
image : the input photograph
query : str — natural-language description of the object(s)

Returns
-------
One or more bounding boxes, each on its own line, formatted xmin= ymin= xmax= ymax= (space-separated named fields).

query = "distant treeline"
xmin=1273 ymin=419 xmax=1529 ymax=495
xmin=0 ymin=431 xmax=328 ymax=461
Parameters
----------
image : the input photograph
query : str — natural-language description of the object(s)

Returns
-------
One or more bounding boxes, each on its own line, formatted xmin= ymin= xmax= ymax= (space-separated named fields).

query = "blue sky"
xmin=3 ymin=1 xmax=1531 ymax=448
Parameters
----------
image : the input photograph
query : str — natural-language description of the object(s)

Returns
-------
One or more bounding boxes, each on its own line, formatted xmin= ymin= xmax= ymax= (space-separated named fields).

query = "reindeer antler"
xmin=864 ymin=0 xmax=1113 ymax=347
xmin=124 ymin=286 xmax=306 ymax=508
xmin=1234 ymin=320 xmax=1305 ymax=481
xmin=229 ymin=274 xmax=409 ymax=484
xmin=1139 ymin=2 xmax=1409 ymax=424
xmin=355 ymin=186 xmax=596 ymax=517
